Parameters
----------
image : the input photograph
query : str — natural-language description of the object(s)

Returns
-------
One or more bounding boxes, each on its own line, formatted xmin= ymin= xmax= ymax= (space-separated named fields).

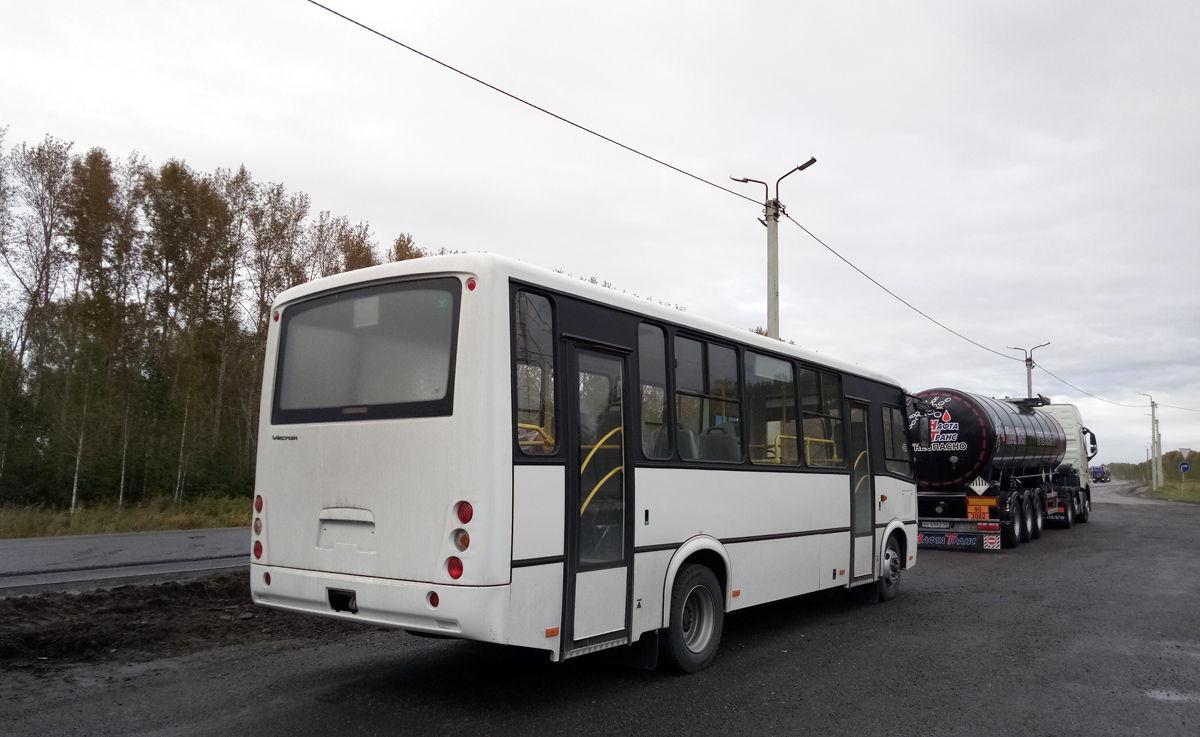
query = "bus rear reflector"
xmin=466 ymin=277 xmax=477 ymax=291
xmin=264 ymin=572 xmax=271 ymax=586
xmin=456 ymin=502 xmax=473 ymax=524
xmin=428 ymin=592 xmax=439 ymax=608
xmin=447 ymin=557 xmax=463 ymax=580
xmin=976 ymin=522 xmax=1000 ymax=531
xmin=254 ymin=540 xmax=263 ymax=559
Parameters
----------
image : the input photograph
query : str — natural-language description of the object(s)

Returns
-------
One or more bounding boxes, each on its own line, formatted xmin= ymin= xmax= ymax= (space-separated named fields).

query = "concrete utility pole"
xmin=1141 ymin=393 xmax=1159 ymax=490
xmin=732 ymin=157 xmax=816 ymax=340
xmin=1007 ymin=343 xmax=1050 ymax=398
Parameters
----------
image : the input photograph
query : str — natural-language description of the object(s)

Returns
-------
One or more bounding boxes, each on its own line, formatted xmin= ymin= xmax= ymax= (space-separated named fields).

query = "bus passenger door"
xmin=848 ymin=401 xmax=876 ymax=580
xmin=563 ymin=344 xmax=631 ymax=654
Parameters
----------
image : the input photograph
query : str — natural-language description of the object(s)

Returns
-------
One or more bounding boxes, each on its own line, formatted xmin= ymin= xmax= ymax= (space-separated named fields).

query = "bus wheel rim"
xmin=884 ymin=545 xmax=900 ymax=587
xmin=681 ymin=584 xmax=715 ymax=653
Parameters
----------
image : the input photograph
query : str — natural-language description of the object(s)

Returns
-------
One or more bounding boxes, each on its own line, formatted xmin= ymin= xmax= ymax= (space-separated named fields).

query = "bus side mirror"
xmin=907 ymin=397 xmax=933 ymax=449
xmin=1087 ymin=431 xmax=1098 ymax=460
xmin=912 ymin=414 xmax=932 ymax=448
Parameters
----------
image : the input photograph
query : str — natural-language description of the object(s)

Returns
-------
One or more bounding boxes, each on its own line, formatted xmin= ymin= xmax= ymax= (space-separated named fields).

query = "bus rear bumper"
xmin=250 ymin=564 xmax=509 ymax=642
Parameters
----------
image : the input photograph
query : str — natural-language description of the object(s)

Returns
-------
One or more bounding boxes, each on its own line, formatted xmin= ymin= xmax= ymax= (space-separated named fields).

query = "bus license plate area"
xmin=328 ymin=588 xmax=359 ymax=614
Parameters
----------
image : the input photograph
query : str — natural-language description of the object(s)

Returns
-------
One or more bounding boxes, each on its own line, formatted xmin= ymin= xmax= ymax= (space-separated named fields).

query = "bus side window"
xmin=675 ymin=337 xmax=742 ymax=463
xmin=514 ymin=291 xmax=556 ymax=455
xmin=882 ymin=404 xmax=912 ymax=476
xmin=639 ymin=324 xmax=671 ymax=459
xmin=745 ymin=352 xmax=798 ymax=465
xmin=800 ymin=369 xmax=845 ymax=467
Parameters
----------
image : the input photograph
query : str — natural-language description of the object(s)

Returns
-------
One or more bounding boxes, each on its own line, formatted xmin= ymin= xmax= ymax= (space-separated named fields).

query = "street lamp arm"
xmin=776 ymin=157 xmax=817 ymax=200
xmin=730 ymin=176 xmax=768 ymax=204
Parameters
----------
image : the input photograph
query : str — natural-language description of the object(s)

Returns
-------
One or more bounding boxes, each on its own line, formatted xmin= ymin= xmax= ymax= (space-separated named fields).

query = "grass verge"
xmin=1142 ymin=482 xmax=1200 ymax=504
xmin=0 ymin=497 xmax=251 ymax=539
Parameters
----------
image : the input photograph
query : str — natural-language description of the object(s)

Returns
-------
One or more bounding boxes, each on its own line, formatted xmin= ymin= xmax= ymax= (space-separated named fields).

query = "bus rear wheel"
xmin=662 ymin=564 xmax=724 ymax=673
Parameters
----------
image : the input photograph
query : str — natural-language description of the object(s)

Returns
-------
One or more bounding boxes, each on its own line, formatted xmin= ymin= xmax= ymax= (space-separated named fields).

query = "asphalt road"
xmin=3 ymin=481 xmax=1199 ymax=736
xmin=0 ymin=527 xmax=249 ymax=594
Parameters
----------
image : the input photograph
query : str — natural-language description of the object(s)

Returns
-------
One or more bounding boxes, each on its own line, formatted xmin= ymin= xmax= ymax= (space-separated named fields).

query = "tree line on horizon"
xmin=0 ymin=126 xmax=431 ymax=509
xmin=1110 ymin=449 xmax=1193 ymax=487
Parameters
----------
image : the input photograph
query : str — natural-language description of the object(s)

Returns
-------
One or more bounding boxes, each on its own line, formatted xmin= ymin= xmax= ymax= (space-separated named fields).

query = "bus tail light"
xmin=453 ymin=529 xmax=470 ymax=551
xmin=466 ymin=277 xmax=477 ymax=291
xmin=255 ymin=495 xmax=264 ymax=513
xmin=254 ymin=540 xmax=263 ymax=559
xmin=447 ymin=557 xmax=463 ymax=580
xmin=976 ymin=522 xmax=1000 ymax=531
xmin=456 ymin=501 xmax=473 ymax=524
xmin=253 ymin=518 xmax=262 ymax=535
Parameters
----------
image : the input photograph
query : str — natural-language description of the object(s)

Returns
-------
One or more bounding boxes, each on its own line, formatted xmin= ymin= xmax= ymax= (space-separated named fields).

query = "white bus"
xmin=250 ymin=253 xmax=917 ymax=672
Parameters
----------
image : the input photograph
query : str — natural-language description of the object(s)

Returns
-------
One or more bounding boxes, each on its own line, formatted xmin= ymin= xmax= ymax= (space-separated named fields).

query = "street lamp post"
xmin=1007 ymin=342 xmax=1051 ymax=398
xmin=732 ymin=157 xmax=816 ymax=340
xmin=1140 ymin=393 xmax=1160 ymax=491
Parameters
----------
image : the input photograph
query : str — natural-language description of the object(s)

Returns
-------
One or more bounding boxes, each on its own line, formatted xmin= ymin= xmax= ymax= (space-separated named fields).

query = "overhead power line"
xmin=777 ymin=216 xmax=1200 ymax=415
xmin=305 ymin=1 xmax=1197 ymax=416
xmin=783 ymin=213 xmax=1020 ymax=363
xmin=1033 ymin=365 xmax=1145 ymax=408
xmin=302 ymin=0 xmax=760 ymax=206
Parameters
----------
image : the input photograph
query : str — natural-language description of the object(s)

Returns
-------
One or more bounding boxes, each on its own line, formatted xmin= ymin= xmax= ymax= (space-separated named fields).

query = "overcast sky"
xmin=2 ymin=0 xmax=1197 ymax=463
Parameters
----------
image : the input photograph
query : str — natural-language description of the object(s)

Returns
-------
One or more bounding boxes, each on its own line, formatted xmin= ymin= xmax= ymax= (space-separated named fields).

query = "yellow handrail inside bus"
xmin=580 ymin=426 xmax=622 ymax=474
xmin=773 ymin=434 xmax=797 ymax=463
xmin=852 ymin=450 xmax=870 ymax=493
xmin=517 ymin=423 xmax=555 ymax=449
xmin=804 ymin=437 xmax=843 ymax=465
xmin=580 ymin=465 xmax=623 ymax=514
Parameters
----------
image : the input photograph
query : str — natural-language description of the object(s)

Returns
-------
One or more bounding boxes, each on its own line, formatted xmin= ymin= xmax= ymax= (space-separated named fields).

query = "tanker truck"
xmin=907 ymin=389 xmax=1098 ymax=551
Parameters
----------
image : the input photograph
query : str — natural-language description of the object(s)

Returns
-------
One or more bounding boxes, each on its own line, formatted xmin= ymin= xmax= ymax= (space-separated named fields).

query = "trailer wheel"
xmin=1001 ymin=500 xmax=1022 ymax=548
xmin=1019 ymin=496 xmax=1034 ymax=543
xmin=1028 ymin=495 xmax=1044 ymax=540
xmin=662 ymin=564 xmax=724 ymax=673
xmin=1060 ymin=493 xmax=1074 ymax=529
xmin=1076 ymin=491 xmax=1091 ymax=523
xmin=876 ymin=534 xmax=903 ymax=601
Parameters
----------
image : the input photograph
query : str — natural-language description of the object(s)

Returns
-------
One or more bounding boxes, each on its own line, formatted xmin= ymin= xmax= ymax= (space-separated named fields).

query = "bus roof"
xmin=272 ymin=252 xmax=904 ymax=389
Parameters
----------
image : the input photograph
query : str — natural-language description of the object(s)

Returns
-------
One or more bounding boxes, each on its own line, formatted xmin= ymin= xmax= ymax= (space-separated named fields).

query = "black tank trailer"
xmin=907 ymin=388 xmax=1087 ymax=551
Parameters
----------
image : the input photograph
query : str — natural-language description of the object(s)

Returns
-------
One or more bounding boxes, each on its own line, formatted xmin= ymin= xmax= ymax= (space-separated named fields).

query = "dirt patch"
xmin=0 ymin=570 xmax=381 ymax=670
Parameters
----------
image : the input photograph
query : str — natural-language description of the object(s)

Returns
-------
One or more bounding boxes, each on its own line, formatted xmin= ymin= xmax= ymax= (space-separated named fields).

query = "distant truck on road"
xmin=1091 ymin=465 xmax=1110 ymax=483
xmin=909 ymin=390 xmax=1097 ymax=551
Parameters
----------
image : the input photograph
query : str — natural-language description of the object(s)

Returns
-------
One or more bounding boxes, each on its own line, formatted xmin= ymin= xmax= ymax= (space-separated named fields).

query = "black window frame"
xmin=798 ymin=366 xmax=847 ymax=469
xmin=511 ymin=287 xmax=562 ymax=460
xmin=637 ymin=321 xmax=672 ymax=461
xmin=672 ymin=331 xmax=745 ymax=465
xmin=881 ymin=403 xmax=914 ymax=479
xmin=743 ymin=349 xmax=801 ymax=467
xmin=271 ymin=276 xmax=462 ymax=425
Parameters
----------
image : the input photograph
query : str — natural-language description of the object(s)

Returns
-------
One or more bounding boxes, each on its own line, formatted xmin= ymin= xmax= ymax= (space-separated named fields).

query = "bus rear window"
xmin=272 ymin=277 xmax=461 ymax=424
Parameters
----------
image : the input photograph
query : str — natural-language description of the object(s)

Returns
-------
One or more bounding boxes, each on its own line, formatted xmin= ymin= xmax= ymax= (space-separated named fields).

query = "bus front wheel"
xmin=877 ymin=534 xmax=902 ymax=601
xmin=662 ymin=564 xmax=724 ymax=673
